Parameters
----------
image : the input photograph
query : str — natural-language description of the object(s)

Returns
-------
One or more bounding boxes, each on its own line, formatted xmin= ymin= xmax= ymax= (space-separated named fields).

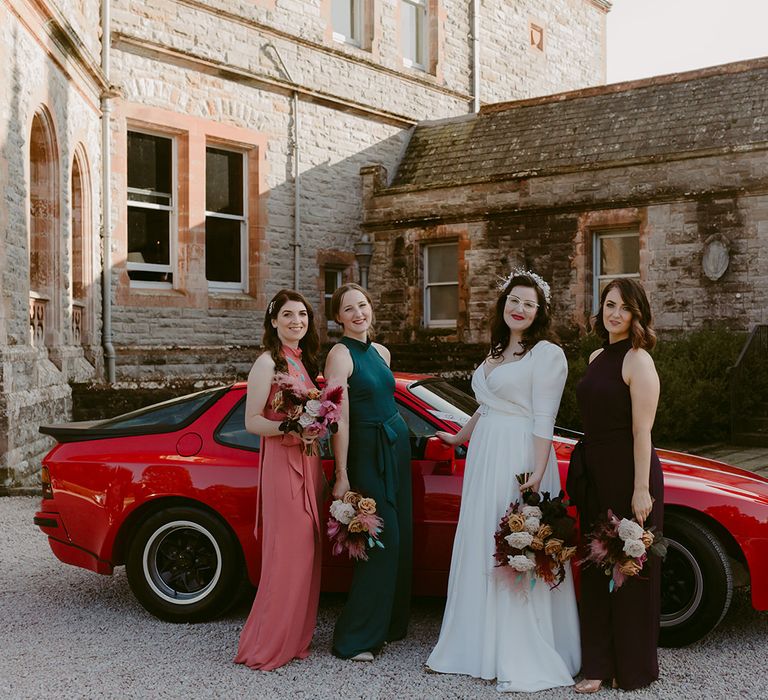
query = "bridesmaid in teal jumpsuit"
xmin=324 ymin=283 xmax=412 ymax=661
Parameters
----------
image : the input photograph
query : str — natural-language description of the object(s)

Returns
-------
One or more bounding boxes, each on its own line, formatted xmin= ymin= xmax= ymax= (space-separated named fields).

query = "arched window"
xmin=29 ymin=108 xmax=59 ymax=348
xmin=71 ymin=146 xmax=92 ymax=346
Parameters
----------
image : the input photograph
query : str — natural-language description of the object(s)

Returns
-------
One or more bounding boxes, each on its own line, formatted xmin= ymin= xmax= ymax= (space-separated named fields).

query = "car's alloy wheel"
xmin=659 ymin=511 xmax=733 ymax=647
xmin=142 ymin=520 xmax=222 ymax=604
xmin=127 ymin=505 xmax=245 ymax=622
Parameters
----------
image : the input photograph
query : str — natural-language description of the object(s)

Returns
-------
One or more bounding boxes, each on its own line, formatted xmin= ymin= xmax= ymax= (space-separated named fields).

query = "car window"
xmin=100 ymin=387 xmax=226 ymax=431
xmin=215 ymin=397 xmax=333 ymax=457
xmin=408 ymin=379 xmax=478 ymax=425
xmin=215 ymin=397 xmax=260 ymax=451
xmin=396 ymin=402 xmax=437 ymax=459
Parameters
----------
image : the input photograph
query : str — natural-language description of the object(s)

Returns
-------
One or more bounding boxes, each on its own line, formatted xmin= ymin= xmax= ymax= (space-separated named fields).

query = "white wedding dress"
xmin=426 ymin=341 xmax=581 ymax=692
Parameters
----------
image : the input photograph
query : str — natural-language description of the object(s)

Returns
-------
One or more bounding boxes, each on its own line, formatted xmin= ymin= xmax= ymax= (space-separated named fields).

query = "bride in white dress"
xmin=426 ymin=271 xmax=580 ymax=693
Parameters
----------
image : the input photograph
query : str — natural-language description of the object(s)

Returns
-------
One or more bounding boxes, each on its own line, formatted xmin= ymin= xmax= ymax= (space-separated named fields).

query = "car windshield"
xmin=408 ymin=378 xmax=478 ymax=426
xmin=100 ymin=386 xmax=226 ymax=431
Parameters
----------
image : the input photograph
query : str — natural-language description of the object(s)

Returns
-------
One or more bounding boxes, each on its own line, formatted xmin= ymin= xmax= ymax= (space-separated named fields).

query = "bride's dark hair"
xmin=489 ymin=274 xmax=558 ymax=358
xmin=262 ymin=289 xmax=320 ymax=382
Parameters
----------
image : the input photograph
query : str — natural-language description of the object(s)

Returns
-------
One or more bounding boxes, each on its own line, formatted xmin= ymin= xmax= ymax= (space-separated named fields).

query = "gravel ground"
xmin=3 ymin=496 xmax=767 ymax=700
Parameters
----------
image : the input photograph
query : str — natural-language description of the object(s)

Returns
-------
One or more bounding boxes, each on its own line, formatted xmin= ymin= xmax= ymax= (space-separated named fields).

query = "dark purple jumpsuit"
xmin=575 ymin=337 xmax=664 ymax=691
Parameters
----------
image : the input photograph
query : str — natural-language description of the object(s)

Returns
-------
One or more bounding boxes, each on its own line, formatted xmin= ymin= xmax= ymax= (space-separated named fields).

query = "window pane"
xmin=427 ymin=245 xmax=458 ymax=284
xmin=332 ymin=0 xmax=353 ymax=38
xmin=600 ymin=236 xmax=639 ymax=276
xmin=216 ymin=398 xmax=260 ymax=451
xmin=401 ymin=2 xmax=417 ymax=62
xmin=128 ymin=132 xmax=172 ymax=193
xmin=101 ymin=387 xmax=224 ymax=431
xmin=128 ymin=207 xmax=170 ymax=265
xmin=206 ymin=148 xmax=243 ymax=215
xmin=428 ymin=284 xmax=458 ymax=321
xmin=206 ymin=216 xmax=242 ymax=283
xmin=325 ymin=269 xmax=341 ymax=294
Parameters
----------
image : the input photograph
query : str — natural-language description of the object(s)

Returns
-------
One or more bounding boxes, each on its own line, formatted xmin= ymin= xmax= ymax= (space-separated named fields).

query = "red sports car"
xmin=35 ymin=375 xmax=768 ymax=647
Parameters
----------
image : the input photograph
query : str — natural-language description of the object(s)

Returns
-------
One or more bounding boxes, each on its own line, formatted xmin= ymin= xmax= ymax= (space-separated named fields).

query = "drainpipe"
xmin=292 ymin=89 xmax=300 ymax=290
xmin=265 ymin=44 xmax=301 ymax=290
xmin=101 ymin=0 xmax=116 ymax=383
xmin=471 ymin=0 xmax=480 ymax=113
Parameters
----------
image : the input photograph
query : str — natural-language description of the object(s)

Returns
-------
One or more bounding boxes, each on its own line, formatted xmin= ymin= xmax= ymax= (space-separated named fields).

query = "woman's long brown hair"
xmin=489 ymin=274 xmax=558 ymax=358
xmin=262 ymin=289 xmax=320 ymax=382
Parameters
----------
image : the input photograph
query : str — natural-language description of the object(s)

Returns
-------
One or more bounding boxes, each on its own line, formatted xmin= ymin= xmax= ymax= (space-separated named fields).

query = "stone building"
xmin=1 ymin=0 xmax=610 ymax=490
xmin=361 ymin=58 xmax=768 ymax=346
xmin=1 ymin=0 xmax=105 ymax=491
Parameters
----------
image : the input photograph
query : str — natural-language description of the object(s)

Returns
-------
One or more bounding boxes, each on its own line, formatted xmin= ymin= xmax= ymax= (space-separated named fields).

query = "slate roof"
xmin=390 ymin=58 xmax=768 ymax=191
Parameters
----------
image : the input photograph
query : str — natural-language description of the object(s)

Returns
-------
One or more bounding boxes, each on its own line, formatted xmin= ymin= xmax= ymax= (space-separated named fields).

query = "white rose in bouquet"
xmin=622 ymin=538 xmax=647 ymax=558
xmin=521 ymin=505 xmax=542 ymax=519
xmin=305 ymin=399 xmax=322 ymax=417
xmin=505 ymin=531 xmax=534 ymax=550
xmin=508 ymin=554 xmax=536 ymax=572
xmin=617 ymin=518 xmax=644 ymax=542
xmin=329 ymin=500 xmax=356 ymax=525
xmin=298 ymin=412 xmax=316 ymax=428
xmin=524 ymin=517 xmax=541 ymax=534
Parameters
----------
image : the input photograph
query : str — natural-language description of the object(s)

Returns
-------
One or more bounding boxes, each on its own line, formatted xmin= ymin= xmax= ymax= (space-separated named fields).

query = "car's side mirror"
xmin=424 ymin=435 xmax=456 ymax=474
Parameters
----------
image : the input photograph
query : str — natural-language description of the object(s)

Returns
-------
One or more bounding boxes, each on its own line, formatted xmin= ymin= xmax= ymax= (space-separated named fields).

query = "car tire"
xmin=659 ymin=511 xmax=733 ymax=647
xmin=126 ymin=505 xmax=245 ymax=622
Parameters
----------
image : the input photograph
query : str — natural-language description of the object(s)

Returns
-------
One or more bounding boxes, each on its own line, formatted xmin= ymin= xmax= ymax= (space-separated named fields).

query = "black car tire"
xmin=126 ymin=505 xmax=245 ymax=622
xmin=659 ymin=511 xmax=733 ymax=647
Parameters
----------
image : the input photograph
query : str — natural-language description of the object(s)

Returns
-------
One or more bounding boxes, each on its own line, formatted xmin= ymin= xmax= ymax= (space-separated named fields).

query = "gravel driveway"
xmin=3 ymin=496 xmax=766 ymax=700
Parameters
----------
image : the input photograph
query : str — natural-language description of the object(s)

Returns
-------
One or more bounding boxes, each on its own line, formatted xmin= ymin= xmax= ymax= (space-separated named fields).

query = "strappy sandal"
xmin=575 ymin=679 xmax=603 ymax=694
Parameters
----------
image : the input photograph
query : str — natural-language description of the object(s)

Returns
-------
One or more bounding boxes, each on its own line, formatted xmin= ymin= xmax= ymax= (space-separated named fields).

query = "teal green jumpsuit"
xmin=332 ymin=336 xmax=412 ymax=658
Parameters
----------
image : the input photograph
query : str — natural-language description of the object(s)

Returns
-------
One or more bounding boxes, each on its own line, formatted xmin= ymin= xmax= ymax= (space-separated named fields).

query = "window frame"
xmin=592 ymin=229 xmax=641 ymax=313
xmin=401 ymin=0 xmax=428 ymax=70
xmin=205 ymin=145 xmax=249 ymax=293
xmin=423 ymin=241 xmax=458 ymax=329
xmin=332 ymin=0 xmax=363 ymax=46
xmin=126 ymin=128 xmax=177 ymax=290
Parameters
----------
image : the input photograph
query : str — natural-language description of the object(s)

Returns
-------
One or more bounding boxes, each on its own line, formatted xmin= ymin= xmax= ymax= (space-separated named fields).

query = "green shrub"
xmin=556 ymin=327 xmax=745 ymax=445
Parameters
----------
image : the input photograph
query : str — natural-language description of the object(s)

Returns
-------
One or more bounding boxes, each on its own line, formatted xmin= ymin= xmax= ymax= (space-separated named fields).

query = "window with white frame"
xmin=332 ymin=0 xmax=362 ymax=45
xmin=127 ymin=131 xmax=175 ymax=285
xmin=206 ymin=147 xmax=247 ymax=291
xmin=593 ymin=230 xmax=640 ymax=310
xmin=401 ymin=0 xmax=427 ymax=69
xmin=424 ymin=242 xmax=458 ymax=327
xmin=324 ymin=268 xmax=344 ymax=327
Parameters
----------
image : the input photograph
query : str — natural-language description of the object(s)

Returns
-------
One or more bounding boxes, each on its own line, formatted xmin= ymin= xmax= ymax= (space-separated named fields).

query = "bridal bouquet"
xmin=494 ymin=476 xmax=577 ymax=590
xmin=272 ymin=374 xmax=343 ymax=455
xmin=581 ymin=510 xmax=667 ymax=592
xmin=327 ymin=491 xmax=385 ymax=561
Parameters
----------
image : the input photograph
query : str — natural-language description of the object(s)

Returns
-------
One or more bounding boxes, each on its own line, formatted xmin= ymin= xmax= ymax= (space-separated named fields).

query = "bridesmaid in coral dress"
xmin=235 ymin=289 xmax=325 ymax=671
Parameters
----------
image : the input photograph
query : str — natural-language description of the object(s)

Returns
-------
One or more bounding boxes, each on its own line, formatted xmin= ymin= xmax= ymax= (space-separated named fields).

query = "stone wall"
xmin=0 ymin=1 xmax=103 ymax=491
xmin=362 ymin=154 xmax=768 ymax=342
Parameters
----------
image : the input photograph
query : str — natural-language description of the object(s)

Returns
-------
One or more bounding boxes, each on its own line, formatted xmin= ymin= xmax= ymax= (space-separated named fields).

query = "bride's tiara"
xmin=496 ymin=268 xmax=551 ymax=303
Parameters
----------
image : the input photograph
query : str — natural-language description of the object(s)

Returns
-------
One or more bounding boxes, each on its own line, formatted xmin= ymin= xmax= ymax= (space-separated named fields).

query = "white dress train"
xmin=426 ymin=341 xmax=581 ymax=693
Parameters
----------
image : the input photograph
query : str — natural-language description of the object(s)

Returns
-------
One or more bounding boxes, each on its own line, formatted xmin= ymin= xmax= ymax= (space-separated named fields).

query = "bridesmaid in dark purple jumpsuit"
xmin=574 ymin=279 xmax=664 ymax=693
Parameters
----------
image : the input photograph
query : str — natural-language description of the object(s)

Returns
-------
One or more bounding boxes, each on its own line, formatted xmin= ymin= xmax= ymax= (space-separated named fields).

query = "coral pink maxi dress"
xmin=235 ymin=346 xmax=324 ymax=670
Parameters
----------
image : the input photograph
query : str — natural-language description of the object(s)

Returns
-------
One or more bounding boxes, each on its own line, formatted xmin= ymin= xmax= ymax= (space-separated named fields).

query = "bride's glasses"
xmin=506 ymin=295 xmax=539 ymax=313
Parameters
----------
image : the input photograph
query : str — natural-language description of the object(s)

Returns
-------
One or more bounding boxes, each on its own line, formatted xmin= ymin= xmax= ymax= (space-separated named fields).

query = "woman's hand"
xmin=332 ymin=472 xmax=350 ymax=500
xmin=632 ymin=487 xmax=653 ymax=526
xmin=435 ymin=430 xmax=461 ymax=446
xmin=518 ymin=473 xmax=542 ymax=494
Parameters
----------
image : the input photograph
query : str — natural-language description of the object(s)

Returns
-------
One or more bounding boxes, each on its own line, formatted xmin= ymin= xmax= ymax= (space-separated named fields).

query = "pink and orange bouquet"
xmin=327 ymin=490 xmax=385 ymax=561
xmin=272 ymin=373 xmax=343 ymax=455
xmin=581 ymin=510 xmax=667 ymax=592
xmin=494 ymin=477 xmax=577 ymax=590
